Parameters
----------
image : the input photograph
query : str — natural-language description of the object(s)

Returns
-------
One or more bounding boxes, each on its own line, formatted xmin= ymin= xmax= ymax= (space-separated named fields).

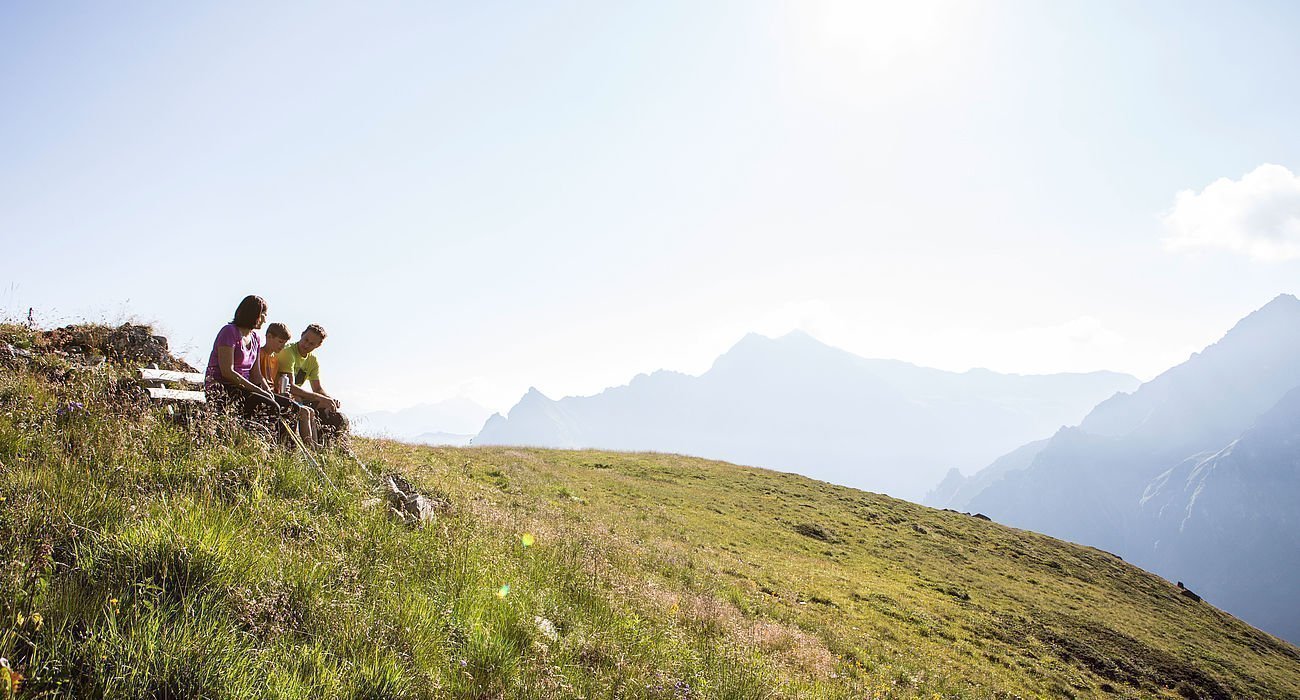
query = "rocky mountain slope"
xmin=1139 ymin=384 xmax=1300 ymax=643
xmin=947 ymin=294 xmax=1300 ymax=643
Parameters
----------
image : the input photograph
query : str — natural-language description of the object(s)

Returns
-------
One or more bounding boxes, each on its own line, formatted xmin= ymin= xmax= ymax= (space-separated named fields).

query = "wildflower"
xmin=496 ymin=584 xmax=510 ymax=599
xmin=30 ymin=613 xmax=42 ymax=629
xmin=459 ymin=659 xmax=467 ymax=668
xmin=521 ymin=533 xmax=535 ymax=548
xmin=534 ymin=616 xmax=559 ymax=642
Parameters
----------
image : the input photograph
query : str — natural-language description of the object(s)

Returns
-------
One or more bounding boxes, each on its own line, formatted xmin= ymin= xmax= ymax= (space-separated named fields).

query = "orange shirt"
xmin=257 ymin=349 xmax=278 ymax=388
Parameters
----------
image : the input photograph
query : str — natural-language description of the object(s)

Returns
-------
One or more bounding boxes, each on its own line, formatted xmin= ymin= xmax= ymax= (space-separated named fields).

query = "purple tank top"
xmin=204 ymin=324 xmax=261 ymax=388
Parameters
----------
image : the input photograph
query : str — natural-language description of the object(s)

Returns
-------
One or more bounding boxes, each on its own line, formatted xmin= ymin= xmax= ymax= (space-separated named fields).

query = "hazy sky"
xmin=4 ymin=1 xmax=1300 ymax=414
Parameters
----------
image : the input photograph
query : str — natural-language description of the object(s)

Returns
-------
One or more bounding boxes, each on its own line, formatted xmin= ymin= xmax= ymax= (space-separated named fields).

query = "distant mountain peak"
xmin=775 ymin=328 xmax=819 ymax=342
xmin=1193 ymin=292 xmax=1292 ymax=353
xmin=709 ymin=329 xmax=850 ymax=375
xmin=730 ymin=328 xmax=824 ymax=348
xmin=1246 ymin=292 xmax=1299 ymax=318
xmin=520 ymin=387 xmax=552 ymax=402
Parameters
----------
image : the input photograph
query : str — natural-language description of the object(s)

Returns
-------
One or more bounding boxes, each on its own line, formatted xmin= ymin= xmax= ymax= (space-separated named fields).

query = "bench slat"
xmin=139 ymin=368 xmax=205 ymax=384
xmin=147 ymin=387 xmax=207 ymax=402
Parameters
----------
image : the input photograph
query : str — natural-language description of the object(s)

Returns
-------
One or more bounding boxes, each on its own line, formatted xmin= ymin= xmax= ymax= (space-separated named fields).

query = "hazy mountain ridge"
xmin=410 ymin=431 xmax=476 ymax=446
xmin=925 ymin=437 xmax=1051 ymax=511
xmin=956 ymin=294 xmax=1300 ymax=642
xmin=477 ymin=330 xmax=1139 ymax=500
xmin=352 ymin=397 xmax=492 ymax=441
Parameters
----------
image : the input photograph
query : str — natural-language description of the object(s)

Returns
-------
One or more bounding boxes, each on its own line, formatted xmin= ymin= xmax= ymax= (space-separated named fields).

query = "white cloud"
xmin=1162 ymin=163 xmax=1300 ymax=261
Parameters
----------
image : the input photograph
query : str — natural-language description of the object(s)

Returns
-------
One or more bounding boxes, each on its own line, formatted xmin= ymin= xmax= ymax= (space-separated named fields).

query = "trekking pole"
xmin=281 ymin=419 xmax=336 ymax=491
xmin=343 ymin=444 xmax=376 ymax=480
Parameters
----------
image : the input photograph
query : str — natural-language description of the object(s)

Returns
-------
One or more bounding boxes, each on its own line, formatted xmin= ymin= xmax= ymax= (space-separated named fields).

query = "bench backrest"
xmin=139 ymin=367 xmax=207 ymax=403
xmin=139 ymin=368 xmax=205 ymax=384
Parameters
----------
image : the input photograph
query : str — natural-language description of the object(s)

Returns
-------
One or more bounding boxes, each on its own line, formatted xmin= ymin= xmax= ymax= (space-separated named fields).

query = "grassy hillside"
xmin=2 ymin=323 xmax=1299 ymax=699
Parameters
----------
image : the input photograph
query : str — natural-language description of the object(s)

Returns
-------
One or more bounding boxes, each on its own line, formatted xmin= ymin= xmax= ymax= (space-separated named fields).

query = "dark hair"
xmin=303 ymin=323 xmax=327 ymax=339
xmin=266 ymin=322 xmax=290 ymax=340
xmin=232 ymin=295 xmax=267 ymax=329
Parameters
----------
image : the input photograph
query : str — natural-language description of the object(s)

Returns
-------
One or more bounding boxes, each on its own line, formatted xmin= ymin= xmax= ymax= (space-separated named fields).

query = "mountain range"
xmin=475 ymin=330 xmax=1139 ymax=501
xmin=350 ymin=397 xmax=492 ymax=443
xmin=931 ymin=294 xmax=1300 ymax=643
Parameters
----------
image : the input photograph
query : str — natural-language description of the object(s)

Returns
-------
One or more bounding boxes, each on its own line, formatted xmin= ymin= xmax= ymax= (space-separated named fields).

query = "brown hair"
xmin=266 ymin=322 xmax=290 ymax=340
xmin=303 ymin=323 xmax=327 ymax=339
xmin=232 ymin=295 xmax=267 ymax=329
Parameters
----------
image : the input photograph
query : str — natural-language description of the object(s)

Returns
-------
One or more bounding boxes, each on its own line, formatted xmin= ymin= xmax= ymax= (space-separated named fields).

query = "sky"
xmin=3 ymin=1 xmax=1300 ymax=417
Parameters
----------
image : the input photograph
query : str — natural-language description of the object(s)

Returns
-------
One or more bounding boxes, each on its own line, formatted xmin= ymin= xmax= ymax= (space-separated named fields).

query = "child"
xmin=257 ymin=323 xmax=290 ymax=391
xmin=258 ymin=322 xmax=316 ymax=444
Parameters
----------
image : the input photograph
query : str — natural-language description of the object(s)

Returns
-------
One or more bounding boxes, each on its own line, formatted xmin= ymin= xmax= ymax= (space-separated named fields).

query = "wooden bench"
xmin=139 ymin=367 xmax=207 ymax=403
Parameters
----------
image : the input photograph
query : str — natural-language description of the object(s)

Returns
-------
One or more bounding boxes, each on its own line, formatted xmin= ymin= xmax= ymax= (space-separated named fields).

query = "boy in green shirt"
xmin=276 ymin=324 xmax=349 ymax=442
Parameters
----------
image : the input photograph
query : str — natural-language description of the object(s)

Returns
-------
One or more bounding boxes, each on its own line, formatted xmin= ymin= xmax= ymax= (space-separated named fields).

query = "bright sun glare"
xmin=801 ymin=0 xmax=959 ymax=69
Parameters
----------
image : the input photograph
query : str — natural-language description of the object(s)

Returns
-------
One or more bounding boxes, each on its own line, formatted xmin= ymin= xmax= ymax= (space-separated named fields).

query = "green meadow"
xmin=2 ymin=323 xmax=1298 ymax=698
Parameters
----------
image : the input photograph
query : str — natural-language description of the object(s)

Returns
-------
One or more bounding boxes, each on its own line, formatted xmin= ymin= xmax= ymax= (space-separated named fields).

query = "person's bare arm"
xmin=287 ymin=379 xmax=331 ymax=406
xmin=218 ymin=346 xmax=274 ymax=399
xmin=309 ymin=379 xmax=340 ymax=408
xmin=251 ymin=360 xmax=271 ymax=393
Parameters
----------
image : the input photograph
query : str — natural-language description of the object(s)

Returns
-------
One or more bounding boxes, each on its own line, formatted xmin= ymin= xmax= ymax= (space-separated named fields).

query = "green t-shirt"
xmin=276 ymin=342 xmax=321 ymax=386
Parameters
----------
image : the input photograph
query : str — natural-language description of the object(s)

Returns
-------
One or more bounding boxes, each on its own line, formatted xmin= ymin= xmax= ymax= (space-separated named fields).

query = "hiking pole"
xmin=343 ymin=444 xmax=375 ymax=480
xmin=280 ymin=419 xmax=336 ymax=491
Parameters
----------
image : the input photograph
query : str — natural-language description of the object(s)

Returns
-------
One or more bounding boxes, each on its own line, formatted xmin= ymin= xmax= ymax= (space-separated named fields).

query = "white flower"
xmin=534 ymin=616 xmax=559 ymax=642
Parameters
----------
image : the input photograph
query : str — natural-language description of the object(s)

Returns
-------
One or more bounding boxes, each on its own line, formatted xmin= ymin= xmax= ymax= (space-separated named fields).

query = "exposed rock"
xmin=381 ymin=474 xmax=450 ymax=527
xmin=1177 ymin=582 xmax=1202 ymax=603
xmin=793 ymin=522 xmax=839 ymax=543
xmin=37 ymin=323 xmax=195 ymax=371
xmin=0 ymin=343 xmax=30 ymax=367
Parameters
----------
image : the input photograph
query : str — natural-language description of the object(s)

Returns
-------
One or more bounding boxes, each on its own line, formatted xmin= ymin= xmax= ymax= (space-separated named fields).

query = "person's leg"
xmin=235 ymin=387 xmax=281 ymax=435
xmin=252 ymin=391 xmax=279 ymax=418
xmin=272 ymin=393 xmax=313 ymax=444
xmin=308 ymin=402 xmax=323 ymax=445
xmin=297 ymin=404 xmax=316 ymax=444
xmin=211 ymin=382 xmax=267 ymax=419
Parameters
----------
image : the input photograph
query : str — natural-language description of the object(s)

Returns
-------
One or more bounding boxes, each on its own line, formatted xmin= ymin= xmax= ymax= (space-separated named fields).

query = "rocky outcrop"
xmin=381 ymin=474 xmax=451 ymax=526
xmin=10 ymin=323 xmax=196 ymax=371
